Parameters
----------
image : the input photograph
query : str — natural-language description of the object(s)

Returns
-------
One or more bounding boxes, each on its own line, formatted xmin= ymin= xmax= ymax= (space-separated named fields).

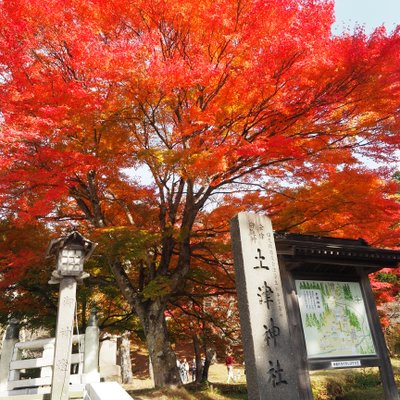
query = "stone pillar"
xmin=99 ymin=337 xmax=121 ymax=382
xmin=83 ymin=309 xmax=100 ymax=383
xmin=0 ymin=319 xmax=19 ymax=392
xmin=85 ymin=381 xmax=133 ymax=400
xmin=51 ymin=277 xmax=77 ymax=400
xmin=230 ymin=213 xmax=301 ymax=400
xmin=119 ymin=332 xmax=133 ymax=384
xmin=41 ymin=342 xmax=55 ymax=379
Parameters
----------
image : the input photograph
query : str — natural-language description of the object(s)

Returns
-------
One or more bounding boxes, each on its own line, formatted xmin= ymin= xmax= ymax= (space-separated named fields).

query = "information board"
xmin=295 ymin=279 xmax=376 ymax=359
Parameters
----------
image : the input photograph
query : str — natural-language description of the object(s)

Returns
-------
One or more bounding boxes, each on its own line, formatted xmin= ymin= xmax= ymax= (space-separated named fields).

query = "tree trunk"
xmin=136 ymin=299 xmax=180 ymax=387
xmin=119 ymin=331 xmax=133 ymax=384
xmin=109 ymin=259 xmax=181 ymax=387
xmin=201 ymin=347 xmax=216 ymax=382
xmin=192 ymin=333 xmax=202 ymax=382
xmin=201 ymin=358 xmax=210 ymax=382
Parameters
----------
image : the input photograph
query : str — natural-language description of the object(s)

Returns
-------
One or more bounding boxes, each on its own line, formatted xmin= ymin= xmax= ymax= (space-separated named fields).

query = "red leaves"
xmin=269 ymin=167 xmax=400 ymax=247
xmin=235 ymin=136 xmax=303 ymax=160
xmin=0 ymin=223 xmax=47 ymax=287
xmin=370 ymin=268 xmax=400 ymax=319
xmin=0 ymin=0 xmax=398 ymax=264
xmin=0 ymin=0 xmax=399 ymax=333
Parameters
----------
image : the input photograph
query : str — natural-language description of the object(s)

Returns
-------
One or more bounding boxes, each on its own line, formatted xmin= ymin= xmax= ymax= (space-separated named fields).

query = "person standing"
xmin=225 ymin=353 xmax=235 ymax=383
xmin=181 ymin=358 xmax=189 ymax=383
xmin=191 ymin=358 xmax=197 ymax=382
xmin=178 ymin=359 xmax=185 ymax=383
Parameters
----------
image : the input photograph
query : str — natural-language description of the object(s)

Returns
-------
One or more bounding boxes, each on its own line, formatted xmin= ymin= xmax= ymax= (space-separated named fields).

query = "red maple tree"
xmin=0 ymin=0 xmax=399 ymax=385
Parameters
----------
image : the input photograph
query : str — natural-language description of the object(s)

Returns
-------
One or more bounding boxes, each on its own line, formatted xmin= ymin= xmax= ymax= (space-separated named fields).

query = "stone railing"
xmin=1 ymin=335 xmax=86 ymax=398
xmin=0 ymin=320 xmax=133 ymax=400
xmin=0 ymin=320 xmax=99 ymax=398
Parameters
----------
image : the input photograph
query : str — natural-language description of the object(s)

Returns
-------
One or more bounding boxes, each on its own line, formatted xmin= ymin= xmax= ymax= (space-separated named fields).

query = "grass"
xmin=125 ymin=361 xmax=400 ymax=400
xmin=126 ymin=383 xmax=248 ymax=400
xmin=126 ymin=363 xmax=247 ymax=400
xmin=310 ymin=368 xmax=384 ymax=400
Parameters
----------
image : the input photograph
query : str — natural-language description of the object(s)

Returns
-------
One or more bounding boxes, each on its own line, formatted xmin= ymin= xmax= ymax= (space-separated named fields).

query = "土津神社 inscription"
xmin=263 ymin=317 xmax=280 ymax=347
xmin=230 ymin=213 xmax=301 ymax=400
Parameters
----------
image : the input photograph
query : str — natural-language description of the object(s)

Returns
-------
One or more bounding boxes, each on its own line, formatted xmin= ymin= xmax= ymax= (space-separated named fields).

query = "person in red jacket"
xmin=225 ymin=353 xmax=235 ymax=383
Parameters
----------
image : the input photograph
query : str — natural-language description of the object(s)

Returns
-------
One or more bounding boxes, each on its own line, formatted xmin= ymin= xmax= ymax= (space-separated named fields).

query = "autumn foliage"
xmin=0 ymin=0 xmax=399 ymax=385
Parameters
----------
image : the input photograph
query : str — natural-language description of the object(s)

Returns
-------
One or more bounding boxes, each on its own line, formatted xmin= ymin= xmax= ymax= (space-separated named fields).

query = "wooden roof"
xmin=274 ymin=233 xmax=400 ymax=275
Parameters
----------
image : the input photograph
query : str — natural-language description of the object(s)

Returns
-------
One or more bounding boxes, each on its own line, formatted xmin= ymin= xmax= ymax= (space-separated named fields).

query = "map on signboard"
xmin=295 ymin=280 xmax=376 ymax=359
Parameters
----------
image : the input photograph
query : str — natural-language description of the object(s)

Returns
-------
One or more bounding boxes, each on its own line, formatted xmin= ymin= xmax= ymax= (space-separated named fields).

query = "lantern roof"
xmin=46 ymin=231 xmax=97 ymax=260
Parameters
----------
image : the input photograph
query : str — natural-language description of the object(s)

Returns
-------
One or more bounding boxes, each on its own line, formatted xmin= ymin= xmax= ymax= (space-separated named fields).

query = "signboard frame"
xmin=275 ymin=250 xmax=399 ymax=400
xmin=274 ymin=233 xmax=400 ymax=400
xmin=294 ymin=278 xmax=377 ymax=360
xmin=285 ymin=270 xmax=385 ymax=372
xmin=231 ymin=214 xmax=400 ymax=400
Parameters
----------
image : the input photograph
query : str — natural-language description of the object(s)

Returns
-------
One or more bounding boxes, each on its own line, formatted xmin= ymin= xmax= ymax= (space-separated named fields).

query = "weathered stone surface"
xmin=83 ymin=325 xmax=100 ymax=383
xmin=0 ymin=321 xmax=20 ymax=391
xmin=230 ymin=212 xmax=300 ymax=400
xmin=99 ymin=338 xmax=121 ymax=382
xmin=50 ymin=277 xmax=77 ymax=400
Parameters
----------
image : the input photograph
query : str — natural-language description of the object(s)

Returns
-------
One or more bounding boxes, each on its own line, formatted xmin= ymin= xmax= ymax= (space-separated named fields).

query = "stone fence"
xmin=0 ymin=320 xmax=130 ymax=399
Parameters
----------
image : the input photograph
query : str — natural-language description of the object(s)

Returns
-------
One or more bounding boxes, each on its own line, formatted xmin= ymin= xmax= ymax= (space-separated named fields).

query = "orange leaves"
xmin=0 ymin=0 xmax=397 ymax=231
xmin=0 ymin=0 xmax=399 ymax=360
xmin=0 ymin=1 xmax=395 ymax=226
xmin=235 ymin=135 xmax=304 ymax=160
xmin=0 ymin=0 xmax=398 ymax=305
xmin=270 ymin=167 xmax=400 ymax=247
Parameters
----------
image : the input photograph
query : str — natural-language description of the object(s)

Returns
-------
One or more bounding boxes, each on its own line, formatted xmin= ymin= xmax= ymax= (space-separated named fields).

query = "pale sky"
xmin=334 ymin=0 xmax=400 ymax=33
xmin=333 ymin=0 xmax=400 ymax=171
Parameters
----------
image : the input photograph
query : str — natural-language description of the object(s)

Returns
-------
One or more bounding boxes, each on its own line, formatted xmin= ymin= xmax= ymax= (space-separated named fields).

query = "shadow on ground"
xmin=127 ymin=382 xmax=248 ymax=400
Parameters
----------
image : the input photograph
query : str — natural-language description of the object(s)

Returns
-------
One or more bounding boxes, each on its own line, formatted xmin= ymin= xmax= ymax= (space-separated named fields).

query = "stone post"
xmin=99 ymin=337 xmax=121 ymax=382
xmin=83 ymin=308 xmax=100 ymax=383
xmin=41 ymin=342 xmax=55 ymax=379
xmin=230 ymin=213 xmax=301 ymax=400
xmin=51 ymin=277 xmax=78 ymax=400
xmin=119 ymin=331 xmax=133 ymax=384
xmin=0 ymin=319 xmax=19 ymax=392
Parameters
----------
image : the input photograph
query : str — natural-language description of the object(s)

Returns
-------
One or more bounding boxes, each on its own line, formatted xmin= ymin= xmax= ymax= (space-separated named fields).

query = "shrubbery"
xmin=311 ymin=368 xmax=383 ymax=400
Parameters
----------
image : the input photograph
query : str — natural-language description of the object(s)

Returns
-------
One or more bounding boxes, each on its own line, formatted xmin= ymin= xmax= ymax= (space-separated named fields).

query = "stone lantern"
xmin=46 ymin=231 xmax=96 ymax=400
xmin=47 ymin=231 xmax=96 ymax=283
